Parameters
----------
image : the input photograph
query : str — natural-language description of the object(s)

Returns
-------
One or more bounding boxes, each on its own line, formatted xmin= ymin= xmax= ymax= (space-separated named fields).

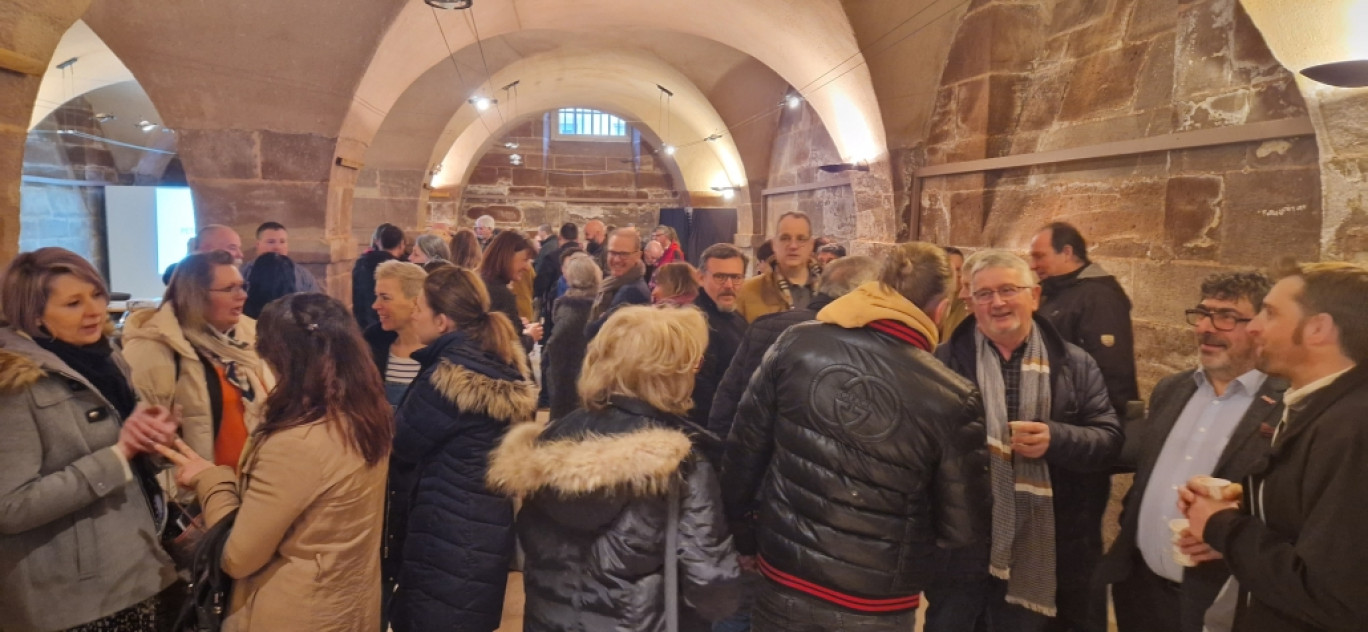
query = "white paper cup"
xmin=1197 ymin=476 xmax=1233 ymax=500
xmin=1170 ymin=518 xmax=1196 ymax=567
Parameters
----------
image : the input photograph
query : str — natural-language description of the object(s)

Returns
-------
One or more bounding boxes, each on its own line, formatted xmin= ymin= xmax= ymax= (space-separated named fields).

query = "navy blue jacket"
xmin=385 ymin=331 xmax=538 ymax=632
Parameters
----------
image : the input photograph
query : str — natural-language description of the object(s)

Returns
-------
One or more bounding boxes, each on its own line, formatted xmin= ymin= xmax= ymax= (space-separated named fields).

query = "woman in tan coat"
xmin=158 ymin=293 xmax=393 ymax=632
xmin=122 ymin=250 xmax=272 ymax=484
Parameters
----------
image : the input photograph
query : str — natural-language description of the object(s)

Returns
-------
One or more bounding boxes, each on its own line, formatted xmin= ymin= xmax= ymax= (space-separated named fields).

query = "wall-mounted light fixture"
xmin=662 ymin=144 xmax=676 ymax=156
xmin=817 ymin=160 xmax=870 ymax=173
xmin=425 ymin=0 xmax=473 ymax=9
xmin=1301 ymin=59 xmax=1368 ymax=87
xmin=504 ymin=141 xmax=519 ymax=149
xmin=468 ymin=96 xmax=497 ymax=111
xmin=784 ymin=93 xmax=804 ymax=109
xmin=136 ymin=120 xmax=160 ymax=133
xmin=93 ymin=113 xmax=116 ymax=123
xmin=711 ymin=186 xmax=737 ymax=200
xmin=509 ymin=154 xmax=523 ymax=166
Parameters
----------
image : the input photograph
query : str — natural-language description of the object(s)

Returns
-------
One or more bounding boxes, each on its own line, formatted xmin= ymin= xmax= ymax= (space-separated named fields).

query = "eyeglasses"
xmin=777 ymin=235 xmax=812 ymax=246
xmin=1185 ymin=308 xmax=1252 ymax=331
xmin=210 ymin=283 xmax=250 ymax=296
xmin=607 ymin=250 xmax=641 ymax=259
xmin=971 ymin=285 xmax=1033 ymax=304
xmin=710 ymin=273 xmax=744 ymax=286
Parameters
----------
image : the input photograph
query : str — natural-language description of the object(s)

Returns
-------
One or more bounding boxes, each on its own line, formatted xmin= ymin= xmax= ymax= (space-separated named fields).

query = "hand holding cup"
xmin=1008 ymin=421 xmax=1051 ymax=459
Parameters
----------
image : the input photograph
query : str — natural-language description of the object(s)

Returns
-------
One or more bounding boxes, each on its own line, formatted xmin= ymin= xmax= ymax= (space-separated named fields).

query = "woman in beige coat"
xmin=158 ymin=293 xmax=393 ymax=631
xmin=123 ymin=250 xmax=272 ymax=489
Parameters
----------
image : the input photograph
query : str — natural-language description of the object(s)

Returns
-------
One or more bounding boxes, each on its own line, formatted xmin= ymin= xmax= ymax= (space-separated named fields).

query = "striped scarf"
xmin=975 ymin=326 xmax=1057 ymax=617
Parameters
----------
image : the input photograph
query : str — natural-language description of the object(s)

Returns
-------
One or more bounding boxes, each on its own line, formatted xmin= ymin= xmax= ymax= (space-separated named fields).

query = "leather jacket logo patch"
xmin=811 ymin=365 xmax=901 ymax=443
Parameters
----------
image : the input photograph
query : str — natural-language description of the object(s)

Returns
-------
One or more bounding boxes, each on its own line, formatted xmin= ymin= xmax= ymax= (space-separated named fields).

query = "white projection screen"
xmin=105 ymin=186 xmax=197 ymax=300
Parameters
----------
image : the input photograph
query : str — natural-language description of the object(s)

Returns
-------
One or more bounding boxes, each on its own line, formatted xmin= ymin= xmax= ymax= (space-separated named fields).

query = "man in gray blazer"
xmin=1098 ymin=271 xmax=1286 ymax=632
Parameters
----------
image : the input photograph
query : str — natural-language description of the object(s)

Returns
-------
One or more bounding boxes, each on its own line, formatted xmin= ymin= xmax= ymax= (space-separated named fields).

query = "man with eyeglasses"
xmin=736 ymin=212 xmax=821 ymax=323
xmin=588 ymin=227 xmax=650 ymax=321
xmin=928 ymin=249 xmax=1121 ymax=632
xmin=1096 ymin=271 xmax=1283 ymax=632
xmin=689 ymin=244 xmax=748 ymax=434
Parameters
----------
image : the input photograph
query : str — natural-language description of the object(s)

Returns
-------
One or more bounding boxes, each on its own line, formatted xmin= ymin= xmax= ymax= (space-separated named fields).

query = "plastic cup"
xmin=1196 ymin=476 xmax=1233 ymax=500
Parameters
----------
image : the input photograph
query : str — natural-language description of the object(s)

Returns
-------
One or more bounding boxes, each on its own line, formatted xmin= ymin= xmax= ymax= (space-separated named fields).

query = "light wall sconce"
xmin=468 ymin=96 xmax=497 ymax=111
xmin=1301 ymin=60 xmax=1368 ymax=87
xmin=425 ymin=0 xmax=473 ymax=9
xmin=509 ymin=153 xmax=523 ymax=166
xmin=504 ymin=141 xmax=519 ymax=149
xmin=784 ymin=93 xmax=804 ymax=109
xmin=136 ymin=120 xmax=160 ymax=133
xmin=817 ymin=160 xmax=870 ymax=173
xmin=711 ymin=186 xmax=738 ymax=200
xmin=93 ymin=113 xmax=116 ymax=123
xmin=662 ymin=144 xmax=676 ymax=156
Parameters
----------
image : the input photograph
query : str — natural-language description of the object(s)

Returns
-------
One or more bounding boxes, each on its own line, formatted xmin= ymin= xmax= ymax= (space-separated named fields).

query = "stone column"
xmin=0 ymin=0 xmax=93 ymax=265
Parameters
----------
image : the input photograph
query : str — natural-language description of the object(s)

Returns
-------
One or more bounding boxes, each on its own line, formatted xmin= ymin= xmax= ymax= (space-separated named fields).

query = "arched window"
xmin=556 ymin=108 xmax=628 ymax=139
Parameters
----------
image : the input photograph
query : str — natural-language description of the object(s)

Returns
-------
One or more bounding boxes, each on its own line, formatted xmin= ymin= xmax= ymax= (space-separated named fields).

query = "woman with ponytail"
xmin=384 ymin=266 xmax=539 ymax=632
xmin=156 ymin=293 xmax=394 ymax=631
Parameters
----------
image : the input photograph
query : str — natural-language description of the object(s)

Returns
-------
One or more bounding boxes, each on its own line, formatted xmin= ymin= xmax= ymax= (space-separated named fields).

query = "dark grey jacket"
xmin=1098 ymin=369 xmax=1284 ymax=632
xmin=1039 ymin=262 xmax=1140 ymax=418
xmin=0 ymin=328 xmax=177 ymax=631
xmin=543 ymin=295 xmax=594 ymax=421
xmin=488 ymin=397 xmax=740 ymax=632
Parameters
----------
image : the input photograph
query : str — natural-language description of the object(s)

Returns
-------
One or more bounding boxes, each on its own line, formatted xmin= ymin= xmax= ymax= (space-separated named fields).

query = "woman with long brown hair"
xmin=450 ymin=228 xmax=483 ymax=269
xmin=478 ymin=230 xmax=543 ymax=345
xmin=157 ymin=293 xmax=393 ymax=631
xmin=384 ymin=266 xmax=539 ymax=632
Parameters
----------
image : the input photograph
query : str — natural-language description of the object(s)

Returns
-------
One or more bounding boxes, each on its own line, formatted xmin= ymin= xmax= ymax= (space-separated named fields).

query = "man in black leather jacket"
xmin=926 ymin=249 xmax=1122 ymax=632
xmin=721 ymin=242 xmax=991 ymax=631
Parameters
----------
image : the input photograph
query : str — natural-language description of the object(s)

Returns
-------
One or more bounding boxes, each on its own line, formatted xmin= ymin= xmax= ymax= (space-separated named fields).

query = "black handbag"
xmin=173 ymin=509 xmax=238 ymax=632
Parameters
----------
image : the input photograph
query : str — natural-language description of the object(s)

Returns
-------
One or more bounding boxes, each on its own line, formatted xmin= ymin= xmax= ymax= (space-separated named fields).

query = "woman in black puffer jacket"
xmin=488 ymin=305 xmax=741 ymax=632
xmin=542 ymin=253 xmax=600 ymax=420
xmin=385 ymin=266 xmax=538 ymax=632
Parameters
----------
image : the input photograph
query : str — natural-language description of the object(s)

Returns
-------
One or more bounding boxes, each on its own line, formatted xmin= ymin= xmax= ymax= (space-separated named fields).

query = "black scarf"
xmin=36 ymin=335 xmax=137 ymax=419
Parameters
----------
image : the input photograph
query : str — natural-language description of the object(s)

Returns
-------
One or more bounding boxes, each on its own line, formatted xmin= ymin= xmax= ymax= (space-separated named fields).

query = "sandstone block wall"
xmin=763 ymin=102 xmax=858 ymax=245
xmin=914 ymin=0 xmax=1318 ymax=398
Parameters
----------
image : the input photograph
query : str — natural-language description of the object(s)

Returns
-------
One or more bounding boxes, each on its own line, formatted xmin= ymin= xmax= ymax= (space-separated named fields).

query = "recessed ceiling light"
xmin=425 ymin=0 xmax=473 ymax=9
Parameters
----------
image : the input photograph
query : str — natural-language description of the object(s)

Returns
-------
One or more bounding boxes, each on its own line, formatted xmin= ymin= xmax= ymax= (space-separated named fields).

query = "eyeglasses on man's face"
xmin=1185 ymin=308 xmax=1252 ymax=331
xmin=209 ymin=283 xmax=250 ymax=296
xmin=970 ymin=285 xmax=1032 ymax=305
xmin=607 ymin=249 xmax=640 ymax=259
xmin=710 ymin=273 xmax=744 ymax=286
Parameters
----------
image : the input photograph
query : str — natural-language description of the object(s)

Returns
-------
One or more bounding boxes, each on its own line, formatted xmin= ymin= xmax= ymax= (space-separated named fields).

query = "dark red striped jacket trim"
xmin=867 ymin=319 xmax=933 ymax=352
xmin=756 ymin=556 xmax=921 ymax=613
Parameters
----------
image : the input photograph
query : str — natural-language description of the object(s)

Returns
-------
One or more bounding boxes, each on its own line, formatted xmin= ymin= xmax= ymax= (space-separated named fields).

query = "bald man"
xmin=161 ymin=224 xmax=244 ymax=284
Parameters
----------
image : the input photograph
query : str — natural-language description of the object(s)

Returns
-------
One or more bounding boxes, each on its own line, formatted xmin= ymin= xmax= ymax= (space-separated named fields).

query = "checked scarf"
xmin=975 ymin=326 xmax=1057 ymax=617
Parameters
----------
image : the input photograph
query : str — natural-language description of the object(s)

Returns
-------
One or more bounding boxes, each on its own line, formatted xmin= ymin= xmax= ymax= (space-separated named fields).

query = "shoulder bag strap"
xmin=665 ymin=475 xmax=681 ymax=632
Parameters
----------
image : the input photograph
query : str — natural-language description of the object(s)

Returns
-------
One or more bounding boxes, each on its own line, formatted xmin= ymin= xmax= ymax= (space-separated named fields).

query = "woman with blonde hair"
xmin=651 ymin=261 xmax=701 ymax=306
xmin=489 ymin=305 xmax=741 ymax=631
xmin=385 ymin=266 xmax=538 ymax=632
xmin=156 ymin=293 xmax=393 ymax=631
xmin=364 ymin=260 xmax=428 ymax=407
xmin=123 ymin=250 xmax=273 ymax=481
xmin=0 ymin=248 xmax=178 ymax=631
xmin=450 ymin=228 xmax=483 ymax=269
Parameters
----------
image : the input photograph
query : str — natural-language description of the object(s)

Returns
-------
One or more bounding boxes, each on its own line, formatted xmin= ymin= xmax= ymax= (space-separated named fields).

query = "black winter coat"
xmin=352 ymin=250 xmax=396 ymax=330
xmin=543 ymin=295 xmax=594 ymax=421
xmin=720 ymin=321 xmax=991 ymax=604
xmin=690 ymin=291 xmax=745 ymax=432
xmin=1039 ymin=263 xmax=1140 ymax=418
xmin=706 ymin=293 xmax=833 ymax=443
xmin=385 ymin=331 xmax=538 ymax=632
xmin=1205 ymin=365 xmax=1368 ymax=632
xmin=487 ymin=397 xmax=741 ymax=632
xmin=934 ymin=315 xmax=1123 ymax=584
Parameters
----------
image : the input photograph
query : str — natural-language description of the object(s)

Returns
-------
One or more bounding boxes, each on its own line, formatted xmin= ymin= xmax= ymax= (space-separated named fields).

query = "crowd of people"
xmin=2 ymin=208 xmax=1367 ymax=632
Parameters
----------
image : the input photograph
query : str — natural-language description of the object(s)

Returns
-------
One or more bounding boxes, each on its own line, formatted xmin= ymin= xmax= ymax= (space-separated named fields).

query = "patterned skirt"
xmin=64 ymin=595 xmax=159 ymax=631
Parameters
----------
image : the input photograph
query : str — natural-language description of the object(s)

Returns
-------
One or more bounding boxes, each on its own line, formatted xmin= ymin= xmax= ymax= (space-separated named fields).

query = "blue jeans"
xmin=924 ymin=575 xmax=1048 ymax=632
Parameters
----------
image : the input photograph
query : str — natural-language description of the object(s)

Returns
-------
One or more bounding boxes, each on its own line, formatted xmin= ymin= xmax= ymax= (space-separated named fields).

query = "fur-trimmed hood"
xmin=0 ymin=334 xmax=46 ymax=393
xmin=429 ymin=360 xmax=538 ymax=424
xmin=488 ymin=421 xmax=693 ymax=498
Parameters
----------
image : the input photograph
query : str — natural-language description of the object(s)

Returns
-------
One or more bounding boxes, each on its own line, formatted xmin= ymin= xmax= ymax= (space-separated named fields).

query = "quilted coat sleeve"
xmin=1044 ymin=347 xmax=1123 ymax=472
xmin=677 ymin=456 xmax=742 ymax=622
xmin=932 ymin=390 xmax=991 ymax=549
xmin=718 ymin=330 xmax=792 ymax=550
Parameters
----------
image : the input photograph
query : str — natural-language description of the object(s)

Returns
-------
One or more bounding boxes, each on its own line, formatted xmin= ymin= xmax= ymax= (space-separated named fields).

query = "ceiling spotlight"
xmin=468 ymin=96 xmax=497 ymax=111
xmin=93 ymin=113 xmax=116 ymax=123
xmin=504 ymin=141 xmax=519 ymax=149
xmin=425 ymin=0 xmax=473 ymax=9
xmin=711 ymin=186 xmax=737 ymax=200
xmin=704 ymin=133 xmax=723 ymax=142
xmin=136 ymin=120 xmax=159 ymax=133
xmin=509 ymin=154 xmax=523 ymax=166
xmin=1301 ymin=60 xmax=1368 ymax=88
xmin=430 ymin=164 xmax=443 ymax=176
xmin=785 ymin=94 xmax=803 ymax=109
xmin=663 ymin=144 xmax=676 ymax=156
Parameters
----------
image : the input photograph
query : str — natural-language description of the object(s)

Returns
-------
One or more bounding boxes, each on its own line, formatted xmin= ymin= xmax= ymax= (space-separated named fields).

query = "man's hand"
xmin=1009 ymin=421 xmax=1050 ymax=459
xmin=1178 ymin=477 xmax=1240 ymax=543
xmin=1175 ymin=531 xmax=1223 ymax=563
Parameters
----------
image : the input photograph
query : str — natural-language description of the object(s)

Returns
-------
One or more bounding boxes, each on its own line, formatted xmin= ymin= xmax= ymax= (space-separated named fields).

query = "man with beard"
xmin=690 ymin=244 xmax=747 ymax=432
xmin=589 ymin=227 xmax=649 ymax=321
xmin=1180 ymin=261 xmax=1368 ymax=632
xmin=736 ymin=212 xmax=821 ymax=323
xmin=583 ymin=219 xmax=608 ymax=271
xmin=1098 ymin=272 xmax=1285 ymax=632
